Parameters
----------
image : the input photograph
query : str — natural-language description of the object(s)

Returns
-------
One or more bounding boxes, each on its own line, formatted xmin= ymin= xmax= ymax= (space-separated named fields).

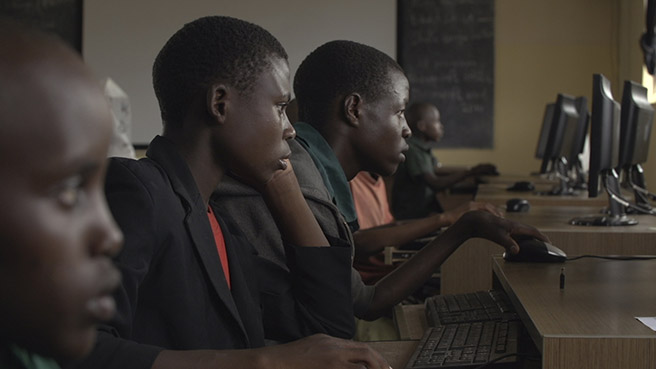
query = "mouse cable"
xmin=604 ymin=175 xmax=656 ymax=215
xmin=472 ymin=353 xmax=540 ymax=369
xmin=567 ymin=255 xmax=656 ymax=261
xmin=629 ymin=180 xmax=656 ymax=202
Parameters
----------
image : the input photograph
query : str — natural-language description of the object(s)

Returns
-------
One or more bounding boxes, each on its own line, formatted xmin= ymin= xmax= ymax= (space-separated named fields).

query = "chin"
xmin=46 ymin=329 xmax=97 ymax=361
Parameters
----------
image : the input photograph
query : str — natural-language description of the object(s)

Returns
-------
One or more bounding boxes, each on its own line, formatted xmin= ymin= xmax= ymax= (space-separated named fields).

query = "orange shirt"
xmin=349 ymin=172 xmax=395 ymax=229
xmin=207 ymin=206 xmax=231 ymax=289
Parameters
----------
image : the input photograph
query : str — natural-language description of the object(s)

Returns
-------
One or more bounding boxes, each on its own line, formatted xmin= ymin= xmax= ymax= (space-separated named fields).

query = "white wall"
xmin=83 ymin=0 xmax=397 ymax=145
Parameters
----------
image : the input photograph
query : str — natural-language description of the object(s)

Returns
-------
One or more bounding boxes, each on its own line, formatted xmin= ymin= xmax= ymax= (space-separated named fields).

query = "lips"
xmin=86 ymin=263 xmax=121 ymax=322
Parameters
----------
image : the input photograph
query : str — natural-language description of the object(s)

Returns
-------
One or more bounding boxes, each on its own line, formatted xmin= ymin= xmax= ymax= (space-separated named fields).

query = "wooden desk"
xmin=441 ymin=205 xmax=656 ymax=294
xmin=493 ymin=257 xmax=656 ymax=369
xmin=478 ymin=173 xmax=556 ymax=185
xmin=476 ymin=182 xmax=609 ymax=207
xmin=368 ymin=340 xmax=418 ymax=368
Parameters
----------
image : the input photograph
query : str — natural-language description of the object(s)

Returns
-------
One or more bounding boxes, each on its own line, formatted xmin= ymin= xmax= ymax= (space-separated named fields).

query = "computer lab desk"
xmin=440 ymin=205 xmax=656 ymax=295
xmin=391 ymin=258 xmax=656 ymax=369
xmin=367 ymin=340 xmax=418 ymax=368
xmin=475 ymin=182 xmax=609 ymax=207
xmin=492 ymin=256 xmax=656 ymax=369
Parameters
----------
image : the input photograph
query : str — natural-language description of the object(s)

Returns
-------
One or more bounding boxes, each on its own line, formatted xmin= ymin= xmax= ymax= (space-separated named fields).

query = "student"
xmin=391 ymin=102 xmax=497 ymax=220
xmin=350 ymin=171 xmax=500 ymax=285
xmin=215 ymin=40 xmax=547 ymax=329
xmin=73 ymin=16 xmax=388 ymax=369
xmin=0 ymin=21 xmax=122 ymax=368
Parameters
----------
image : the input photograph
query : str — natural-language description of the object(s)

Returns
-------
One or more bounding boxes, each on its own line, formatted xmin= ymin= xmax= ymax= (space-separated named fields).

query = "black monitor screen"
xmin=540 ymin=94 xmax=579 ymax=173
xmin=556 ymin=95 xmax=582 ymax=165
xmin=588 ymin=73 xmax=621 ymax=198
xmin=535 ymin=103 xmax=555 ymax=160
xmin=572 ymin=96 xmax=590 ymax=165
xmin=618 ymin=80 xmax=654 ymax=168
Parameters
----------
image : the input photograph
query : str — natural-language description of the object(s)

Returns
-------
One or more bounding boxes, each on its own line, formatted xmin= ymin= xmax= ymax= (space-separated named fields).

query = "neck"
xmin=314 ymin=120 xmax=361 ymax=181
xmin=163 ymin=128 xmax=224 ymax=206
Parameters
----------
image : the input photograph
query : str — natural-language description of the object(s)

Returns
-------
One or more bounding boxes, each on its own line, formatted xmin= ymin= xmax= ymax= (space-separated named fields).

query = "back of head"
xmin=152 ymin=15 xmax=288 ymax=129
xmin=293 ymin=40 xmax=404 ymax=126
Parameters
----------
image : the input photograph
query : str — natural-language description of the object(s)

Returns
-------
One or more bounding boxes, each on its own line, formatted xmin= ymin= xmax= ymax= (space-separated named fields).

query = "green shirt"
xmin=391 ymin=136 xmax=443 ymax=219
xmin=0 ymin=345 xmax=60 ymax=369
xmin=294 ymin=122 xmax=360 ymax=232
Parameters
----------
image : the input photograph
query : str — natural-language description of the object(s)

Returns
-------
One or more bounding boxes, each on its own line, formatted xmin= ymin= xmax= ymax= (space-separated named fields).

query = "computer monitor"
xmin=570 ymin=74 xmax=637 ymax=226
xmin=539 ymin=94 xmax=578 ymax=174
xmin=538 ymin=94 xmax=581 ymax=195
xmin=570 ymin=96 xmax=590 ymax=189
xmin=617 ymin=80 xmax=655 ymax=210
xmin=535 ymin=103 xmax=556 ymax=162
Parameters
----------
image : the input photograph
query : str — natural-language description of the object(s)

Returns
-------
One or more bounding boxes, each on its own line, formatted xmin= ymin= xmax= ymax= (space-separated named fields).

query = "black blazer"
xmin=71 ymin=136 xmax=264 ymax=369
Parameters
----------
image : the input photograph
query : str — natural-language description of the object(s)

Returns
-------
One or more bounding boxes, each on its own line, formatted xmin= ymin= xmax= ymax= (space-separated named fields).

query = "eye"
xmin=53 ymin=175 xmax=87 ymax=209
xmin=277 ymin=102 xmax=289 ymax=114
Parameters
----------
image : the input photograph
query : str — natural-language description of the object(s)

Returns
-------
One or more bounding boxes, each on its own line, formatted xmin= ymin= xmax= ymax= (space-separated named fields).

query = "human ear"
xmin=207 ymin=83 xmax=229 ymax=124
xmin=343 ymin=93 xmax=362 ymax=127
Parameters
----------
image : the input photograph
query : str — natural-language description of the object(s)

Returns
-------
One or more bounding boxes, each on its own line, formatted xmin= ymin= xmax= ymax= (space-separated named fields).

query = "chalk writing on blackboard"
xmin=398 ymin=0 xmax=495 ymax=148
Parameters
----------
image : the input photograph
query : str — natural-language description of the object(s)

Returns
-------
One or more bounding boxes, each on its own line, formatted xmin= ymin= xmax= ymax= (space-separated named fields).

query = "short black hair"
xmin=153 ymin=16 xmax=287 ymax=127
xmin=293 ymin=40 xmax=404 ymax=125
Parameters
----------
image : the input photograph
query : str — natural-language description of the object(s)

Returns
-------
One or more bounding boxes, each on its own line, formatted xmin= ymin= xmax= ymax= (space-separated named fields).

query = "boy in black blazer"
xmin=73 ymin=16 xmax=389 ymax=369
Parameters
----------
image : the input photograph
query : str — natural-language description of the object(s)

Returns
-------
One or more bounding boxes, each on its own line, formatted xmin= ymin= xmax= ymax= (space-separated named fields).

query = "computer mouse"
xmin=503 ymin=238 xmax=567 ymax=263
xmin=507 ymin=181 xmax=535 ymax=192
xmin=506 ymin=198 xmax=530 ymax=213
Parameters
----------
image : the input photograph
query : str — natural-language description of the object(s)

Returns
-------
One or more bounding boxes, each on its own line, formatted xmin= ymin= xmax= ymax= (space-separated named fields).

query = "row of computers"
xmin=535 ymin=73 xmax=655 ymax=226
xmin=403 ymin=75 xmax=656 ymax=369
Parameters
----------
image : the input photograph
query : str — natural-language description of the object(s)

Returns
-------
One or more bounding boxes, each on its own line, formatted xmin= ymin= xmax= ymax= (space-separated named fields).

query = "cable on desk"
xmin=567 ymin=255 xmax=656 ymax=261
xmin=472 ymin=352 xmax=540 ymax=369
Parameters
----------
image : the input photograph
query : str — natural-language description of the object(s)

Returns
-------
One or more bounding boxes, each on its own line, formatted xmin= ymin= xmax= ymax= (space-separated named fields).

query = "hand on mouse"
xmin=449 ymin=210 xmax=549 ymax=255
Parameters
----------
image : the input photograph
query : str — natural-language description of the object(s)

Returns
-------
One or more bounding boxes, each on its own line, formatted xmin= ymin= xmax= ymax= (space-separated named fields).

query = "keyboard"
xmin=424 ymin=290 xmax=518 ymax=326
xmin=404 ymin=320 xmax=520 ymax=369
xmin=404 ymin=290 xmax=521 ymax=369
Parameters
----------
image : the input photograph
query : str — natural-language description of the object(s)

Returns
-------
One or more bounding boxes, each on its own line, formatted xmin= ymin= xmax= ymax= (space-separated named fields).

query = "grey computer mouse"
xmin=506 ymin=198 xmax=530 ymax=213
xmin=503 ymin=238 xmax=567 ymax=263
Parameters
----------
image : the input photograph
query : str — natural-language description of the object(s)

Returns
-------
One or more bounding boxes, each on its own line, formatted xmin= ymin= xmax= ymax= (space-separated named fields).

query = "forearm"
xmin=363 ymin=222 xmax=470 ymax=320
xmin=261 ymin=169 xmax=328 ymax=247
xmin=353 ymin=214 xmax=449 ymax=259
xmin=425 ymin=170 xmax=471 ymax=192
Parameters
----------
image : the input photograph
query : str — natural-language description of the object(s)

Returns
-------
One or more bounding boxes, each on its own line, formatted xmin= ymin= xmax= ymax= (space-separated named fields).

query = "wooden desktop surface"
xmin=493 ymin=256 xmax=656 ymax=369
xmin=367 ymin=340 xmax=418 ymax=368
xmin=441 ymin=205 xmax=656 ymax=294
xmin=476 ymin=182 xmax=609 ymax=207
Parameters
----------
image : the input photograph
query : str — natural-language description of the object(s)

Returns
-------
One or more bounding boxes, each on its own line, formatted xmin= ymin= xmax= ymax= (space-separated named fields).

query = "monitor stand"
xmin=570 ymin=170 xmax=638 ymax=226
xmin=629 ymin=164 xmax=655 ymax=210
xmin=537 ymin=158 xmax=579 ymax=196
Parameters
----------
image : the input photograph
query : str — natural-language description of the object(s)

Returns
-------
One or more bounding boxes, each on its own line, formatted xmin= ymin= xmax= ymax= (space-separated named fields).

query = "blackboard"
xmin=0 ymin=0 xmax=83 ymax=53
xmin=398 ymin=0 xmax=494 ymax=148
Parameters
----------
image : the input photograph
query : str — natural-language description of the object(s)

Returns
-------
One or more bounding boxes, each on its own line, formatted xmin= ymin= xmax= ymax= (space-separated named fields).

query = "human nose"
xmin=282 ymin=113 xmax=296 ymax=140
xmin=90 ymin=194 xmax=123 ymax=258
xmin=401 ymin=117 xmax=412 ymax=138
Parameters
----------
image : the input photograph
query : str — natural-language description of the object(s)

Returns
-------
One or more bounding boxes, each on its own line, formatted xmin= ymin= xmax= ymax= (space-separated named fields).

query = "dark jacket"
xmin=70 ymin=136 xmax=355 ymax=369
xmin=71 ymin=136 xmax=264 ymax=368
xmin=215 ymin=139 xmax=375 ymax=326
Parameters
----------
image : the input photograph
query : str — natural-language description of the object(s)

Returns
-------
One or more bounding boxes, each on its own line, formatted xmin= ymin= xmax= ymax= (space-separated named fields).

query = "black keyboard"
xmin=404 ymin=320 xmax=520 ymax=369
xmin=424 ymin=290 xmax=518 ymax=326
